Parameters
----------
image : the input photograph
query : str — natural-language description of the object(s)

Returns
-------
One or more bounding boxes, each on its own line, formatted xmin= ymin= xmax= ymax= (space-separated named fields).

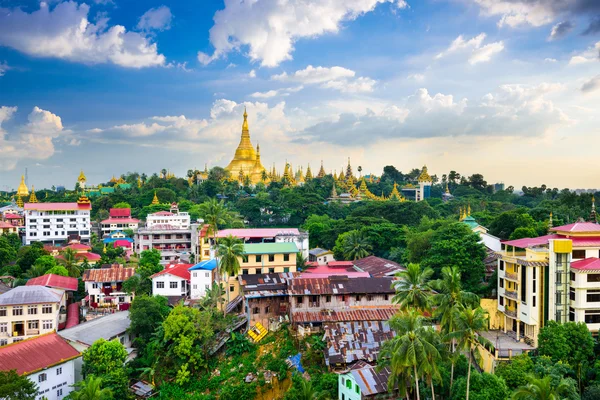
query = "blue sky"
xmin=0 ymin=0 xmax=599 ymax=191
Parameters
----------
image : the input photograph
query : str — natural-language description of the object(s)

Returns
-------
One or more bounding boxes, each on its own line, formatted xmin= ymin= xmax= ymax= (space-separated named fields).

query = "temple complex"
xmin=225 ymin=108 xmax=266 ymax=185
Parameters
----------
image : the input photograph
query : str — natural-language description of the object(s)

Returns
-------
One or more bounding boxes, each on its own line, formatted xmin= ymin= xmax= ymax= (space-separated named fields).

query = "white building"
xmin=0 ymin=332 xmax=80 ymax=400
xmin=216 ymin=228 xmax=310 ymax=259
xmin=146 ymin=203 xmax=190 ymax=229
xmin=150 ymin=263 xmax=193 ymax=301
xmin=0 ymin=285 xmax=66 ymax=346
xmin=189 ymin=259 xmax=218 ymax=300
xmin=24 ymin=197 xmax=92 ymax=245
xmin=100 ymin=208 xmax=140 ymax=236
xmin=82 ymin=266 xmax=136 ymax=309
xmin=308 ymin=248 xmax=335 ymax=265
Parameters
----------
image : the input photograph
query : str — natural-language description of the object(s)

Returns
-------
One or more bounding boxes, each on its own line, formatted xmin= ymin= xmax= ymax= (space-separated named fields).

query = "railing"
xmin=505 ymin=290 xmax=518 ymax=300
xmin=505 ymin=272 xmax=518 ymax=281
xmin=505 ymin=308 xmax=517 ymax=318
xmin=26 ymin=329 xmax=39 ymax=335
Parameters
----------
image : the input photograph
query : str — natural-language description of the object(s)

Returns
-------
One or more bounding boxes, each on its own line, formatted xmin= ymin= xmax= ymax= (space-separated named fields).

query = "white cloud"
xmin=581 ymin=75 xmax=600 ymax=93
xmin=548 ymin=21 xmax=573 ymax=40
xmin=250 ymin=86 xmax=304 ymax=98
xmin=248 ymin=69 xmax=256 ymax=78
xmin=0 ymin=61 xmax=8 ymax=76
xmin=569 ymin=42 xmax=600 ymax=66
xmin=272 ymin=65 xmax=376 ymax=92
xmin=0 ymin=106 xmax=66 ymax=170
xmin=0 ymin=2 xmax=166 ymax=68
xmin=197 ymin=0 xmax=406 ymax=67
xmin=407 ymin=73 xmax=425 ymax=82
xmin=137 ymin=6 xmax=172 ymax=32
xmin=436 ymin=33 xmax=504 ymax=65
xmin=544 ymin=58 xmax=557 ymax=63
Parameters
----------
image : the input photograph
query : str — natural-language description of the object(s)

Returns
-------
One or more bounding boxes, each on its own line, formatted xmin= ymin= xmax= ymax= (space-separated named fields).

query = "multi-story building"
xmin=216 ymin=228 xmax=309 ymax=259
xmin=100 ymin=208 xmax=140 ymax=236
xmin=189 ymin=259 xmax=218 ymax=300
xmin=24 ymin=196 xmax=92 ymax=245
xmin=82 ymin=265 xmax=135 ymax=309
xmin=135 ymin=226 xmax=193 ymax=265
xmin=497 ymin=221 xmax=600 ymax=346
xmin=0 ymin=220 xmax=18 ymax=235
xmin=0 ymin=332 xmax=80 ymax=400
xmin=239 ymin=272 xmax=296 ymax=328
xmin=150 ymin=263 xmax=193 ymax=303
xmin=0 ymin=286 xmax=67 ymax=346
xmin=146 ymin=203 xmax=190 ymax=229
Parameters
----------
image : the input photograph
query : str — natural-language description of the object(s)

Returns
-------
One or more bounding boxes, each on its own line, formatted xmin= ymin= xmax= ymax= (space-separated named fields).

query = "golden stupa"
xmin=225 ymin=108 xmax=266 ymax=185
xmin=17 ymin=175 xmax=29 ymax=197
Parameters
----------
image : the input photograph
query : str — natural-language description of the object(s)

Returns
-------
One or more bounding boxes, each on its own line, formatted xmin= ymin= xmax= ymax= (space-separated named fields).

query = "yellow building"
xmin=225 ymin=108 xmax=266 ymax=185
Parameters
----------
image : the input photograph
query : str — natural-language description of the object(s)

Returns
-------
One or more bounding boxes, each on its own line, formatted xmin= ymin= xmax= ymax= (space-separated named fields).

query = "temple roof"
xmin=17 ymin=175 xmax=29 ymax=197
xmin=78 ymin=170 xmax=86 ymax=182
xmin=417 ymin=165 xmax=432 ymax=182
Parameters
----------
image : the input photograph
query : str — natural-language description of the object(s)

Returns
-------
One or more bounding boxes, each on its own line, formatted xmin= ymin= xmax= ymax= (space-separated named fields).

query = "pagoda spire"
xmin=17 ymin=175 xmax=29 ymax=197
xmin=548 ymin=211 xmax=553 ymax=233
xmin=330 ymin=183 xmax=338 ymax=198
xmin=445 ymin=181 xmax=450 ymax=194
xmin=388 ymin=182 xmax=405 ymax=202
xmin=467 ymin=203 xmax=471 ymax=216
xmin=305 ymin=164 xmax=313 ymax=180
xmin=591 ymin=196 xmax=597 ymax=223
xmin=28 ymin=186 xmax=38 ymax=203
xmin=345 ymin=157 xmax=353 ymax=180
xmin=317 ymin=160 xmax=326 ymax=178
xmin=151 ymin=191 xmax=159 ymax=205
xmin=16 ymin=196 xmax=23 ymax=208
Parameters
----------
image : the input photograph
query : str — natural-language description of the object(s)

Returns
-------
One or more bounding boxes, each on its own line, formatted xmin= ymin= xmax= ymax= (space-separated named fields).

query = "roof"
xmin=0 ymin=221 xmax=14 ymax=229
xmin=0 ymin=285 xmax=63 ymax=306
xmin=240 ymin=272 xmax=295 ymax=291
xmin=24 ymin=202 xmax=89 ymax=211
xmin=65 ymin=243 xmax=91 ymax=251
xmin=151 ymin=211 xmax=175 ymax=216
xmin=3 ymin=213 xmax=22 ymax=219
xmin=82 ymin=266 xmax=135 ymax=282
xmin=26 ymin=274 xmax=78 ymax=291
xmin=243 ymin=242 xmax=299 ymax=255
xmin=309 ymin=248 xmax=332 ymax=256
xmin=551 ymin=222 xmax=600 ymax=233
xmin=291 ymin=308 xmax=398 ymax=323
xmin=462 ymin=216 xmax=480 ymax=229
xmin=502 ymin=234 xmax=560 ymax=248
xmin=59 ymin=311 xmax=130 ymax=346
xmin=109 ymin=208 xmax=132 ymax=217
xmin=217 ymin=228 xmax=301 ymax=238
xmin=150 ymin=263 xmax=194 ymax=280
xmin=65 ymin=302 xmax=80 ymax=329
xmin=101 ymin=218 xmax=140 ymax=224
xmin=347 ymin=361 xmax=392 ymax=396
xmin=0 ymin=333 xmax=80 ymax=376
xmin=570 ymin=237 xmax=600 ymax=247
xmin=571 ymin=258 xmax=600 ymax=271
xmin=289 ymin=276 xmax=394 ymax=295
xmin=323 ymin=321 xmax=395 ymax=366
xmin=189 ymin=259 xmax=218 ymax=271
xmin=326 ymin=261 xmax=355 ymax=268
xmin=353 ymin=256 xmax=405 ymax=277
xmin=75 ymin=252 xmax=102 ymax=261
xmin=113 ymin=239 xmax=133 ymax=248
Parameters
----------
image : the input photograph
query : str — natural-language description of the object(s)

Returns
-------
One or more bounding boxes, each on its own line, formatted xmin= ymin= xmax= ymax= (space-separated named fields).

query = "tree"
xmin=0 ymin=236 xmax=18 ymax=268
xmin=58 ymin=248 xmax=82 ymax=277
xmin=112 ymin=202 xmax=131 ymax=209
xmin=392 ymin=263 xmax=433 ymax=313
xmin=217 ymin=235 xmax=245 ymax=311
xmin=333 ymin=230 xmax=372 ymax=260
xmin=70 ymin=375 xmax=112 ymax=400
xmin=0 ymin=370 xmax=37 ymax=399
xmin=296 ymin=252 xmax=308 ymax=271
xmin=511 ymin=375 xmax=577 ymax=400
xmin=82 ymin=339 xmax=129 ymax=400
xmin=44 ymin=265 xmax=69 ymax=276
xmin=494 ymin=354 xmax=535 ymax=390
xmin=447 ymin=306 xmax=492 ymax=400
xmin=451 ymin=372 xmax=509 ymax=400
xmin=129 ymin=295 xmax=170 ymax=349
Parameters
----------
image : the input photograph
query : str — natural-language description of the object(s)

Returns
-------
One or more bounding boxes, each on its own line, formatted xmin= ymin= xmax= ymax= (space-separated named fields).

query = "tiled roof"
xmin=0 ymin=333 xmax=80 ymax=376
xmin=76 ymin=252 xmax=102 ymax=261
xmin=24 ymin=202 xmax=90 ymax=211
xmin=348 ymin=361 xmax=392 ymax=396
xmin=82 ymin=266 xmax=135 ymax=282
xmin=551 ymin=222 xmax=600 ymax=233
xmin=0 ymin=285 xmax=63 ymax=305
xmin=289 ymin=276 xmax=394 ymax=295
xmin=0 ymin=221 xmax=14 ymax=228
xmin=353 ymin=256 xmax=405 ymax=277
xmin=291 ymin=307 xmax=398 ymax=323
xmin=150 ymin=263 xmax=193 ymax=280
xmin=243 ymin=242 xmax=299 ymax=255
xmin=323 ymin=321 xmax=395 ymax=366
xmin=113 ymin=239 xmax=133 ymax=248
xmin=65 ymin=243 xmax=91 ymax=251
xmin=326 ymin=261 xmax=354 ymax=268
xmin=65 ymin=302 xmax=80 ymax=329
xmin=151 ymin=211 xmax=175 ymax=216
xmin=109 ymin=208 xmax=132 ymax=218
xmin=570 ymin=237 xmax=600 ymax=247
xmin=3 ymin=213 xmax=22 ymax=219
xmin=571 ymin=258 xmax=600 ymax=271
xmin=26 ymin=274 xmax=78 ymax=291
xmin=189 ymin=259 xmax=218 ymax=271
xmin=217 ymin=228 xmax=301 ymax=238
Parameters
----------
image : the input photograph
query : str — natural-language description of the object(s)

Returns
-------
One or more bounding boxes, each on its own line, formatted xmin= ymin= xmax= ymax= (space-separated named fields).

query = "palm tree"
xmin=217 ymin=235 xmax=245 ymax=314
xmin=58 ymin=248 xmax=81 ymax=277
xmin=422 ymin=327 xmax=446 ymax=399
xmin=198 ymin=199 xmax=228 ymax=303
xmin=298 ymin=378 xmax=318 ymax=400
xmin=70 ymin=375 xmax=112 ymax=400
xmin=446 ymin=306 xmax=492 ymax=400
xmin=381 ymin=309 xmax=440 ymax=400
xmin=431 ymin=266 xmax=479 ymax=388
xmin=512 ymin=375 xmax=577 ymax=400
xmin=296 ymin=252 xmax=308 ymax=271
xmin=392 ymin=263 xmax=433 ymax=313
xmin=341 ymin=230 xmax=372 ymax=260
xmin=26 ymin=263 xmax=47 ymax=278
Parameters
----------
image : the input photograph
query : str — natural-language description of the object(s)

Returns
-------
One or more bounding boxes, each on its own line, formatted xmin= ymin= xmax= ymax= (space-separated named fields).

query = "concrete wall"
xmin=30 ymin=359 xmax=76 ymax=400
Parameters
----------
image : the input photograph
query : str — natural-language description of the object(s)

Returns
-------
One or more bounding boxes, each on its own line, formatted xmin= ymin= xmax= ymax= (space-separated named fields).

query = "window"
xmin=193 ymin=272 xmax=197 ymax=278
xmin=570 ymin=307 xmax=575 ymax=322
xmin=156 ymin=282 xmax=165 ymax=288
xmin=28 ymin=321 xmax=38 ymax=330
xmin=269 ymin=268 xmax=275 ymax=274
xmin=346 ymin=379 xmax=352 ymax=389
xmin=587 ymin=290 xmax=600 ymax=302
xmin=13 ymin=306 xmax=23 ymax=316
xmin=42 ymin=320 xmax=53 ymax=330
xmin=39 ymin=373 xmax=47 ymax=383
xmin=572 ymin=250 xmax=586 ymax=259
xmin=268 ymin=254 xmax=274 ymax=262
xmin=499 ymin=278 xmax=504 ymax=288
xmin=0 ymin=322 xmax=7 ymax=333
xmin=56 ymin=367 xmax=62 ymax=375
xmin=92 ymin=283 xmax=98 ymax=289
xmin=265 ymin=306 xmax=270 ymax=313
xmin=499 ymin=296 xmax=504 ymax=306
xmin=119 ymin=297 xmax=125 ymax=303
xmin=256 ymin=255 xmax=262 ymax=263
xmin=170 ymin=282 xmax=178 ymax=289
xmin=284 ymin=267 xmax=289 ymax=273
xmin=367 ymin=295 xmax=373 ymax=301
xmin=57 ymin=388 xmax=63 ymax=397
xmin=297 ymin=296 xmax=303 ymax=305
xmin=570 ymin=288 xmax=575 ymax=301
xmin=355 ymin=295 xmax=361 ymax=302
xmin=253 ymin=307 xmax=260 ymax=314
xmin=0 ymin=307 xmax=6 ymax=317
xmin=326 ymin=295 xmax=331 ymax=302
xmin=384 ymin=294 xmax=389 ymax=301
xmin=585 ymin=310 xmax=600 ymax=324
xmin=532 ymin=296 xmax=536 ymax=307
xmin=0 ymin=339 xmax=7 ymax=346
xmin=42 ymin=304 xmax=53 ymax=314
xmin=521 ymin=266 xmax=527 ymax=303
xmin=284 ymin=254 xmax=290 ymax=262
xmin=242 ymin=269 xmax=249 ymax=275
xmin=205 ymin=272 xmax=210 ymax=278
xmin=229 ymin=285 xmax=234 ymax=292
xmin=499 ymin=260 xmax=504 ymax=271
xmin=193 ymin=285 xmax=197 ymax=289
xmin=28 ymin=305 xmax=37 ymax=315
xmin=588 ymin=274 xmax=600 ymax=283
xmin=355 ymin=383 xmax=360 ymax=394
xmin=571 ymin=272 xmax=576 ymax=281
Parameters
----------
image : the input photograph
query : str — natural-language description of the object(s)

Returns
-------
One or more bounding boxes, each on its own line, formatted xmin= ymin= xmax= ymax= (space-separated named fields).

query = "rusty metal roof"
xmin=347 ymin=360 xmax=392 ymax=396
xmin=289 ymin=276 xmax=394 ymax=295
xmin=515 ymin=259 xmax=548 ymax=267
xmin=291 ymin=307 xmax=398 ymax=323
xmin=352 ymin=256 xmax=405 ymax=277
xmin=323 ymin=321 xmax=396 ymax=367
xmin=82 ymin=266 xmax=135 ymax=282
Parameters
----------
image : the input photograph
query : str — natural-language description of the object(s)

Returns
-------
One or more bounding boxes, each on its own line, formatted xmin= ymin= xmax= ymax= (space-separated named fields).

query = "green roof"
xmin=462 ymin=216 xmax=479 ymax=229
xmin=243 ymin=242 xmax=299 ymax=255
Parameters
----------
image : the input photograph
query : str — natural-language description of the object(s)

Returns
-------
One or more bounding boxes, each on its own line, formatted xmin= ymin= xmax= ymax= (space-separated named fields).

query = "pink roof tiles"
xmin=571 ymin=258 xmax=600 ymax=271
xmin=3 ymin=213 xmax=22 ymax=219
xmin=551 ymin=222 xmax=600 ymax=233
xmin=24 ymin=202 xmax=89 ymax=211
xmin=65 ymin=303 xmax=80 ymax=329
xmin=26 ymin=274 xmax=78 ymax=291
xmin=150 ymin=263 xmax=193 ymax=281
xmin=216 ymin=228 xmax=301 ymax=238
xmin=113 ymin=239 xmax=133 ymax=248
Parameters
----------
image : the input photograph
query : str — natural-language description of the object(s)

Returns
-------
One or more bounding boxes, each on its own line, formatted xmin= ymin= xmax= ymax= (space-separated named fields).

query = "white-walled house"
xmin=189 ymin=259 xmax=218 ymax=300
xmin=150 ymin=264 xmax=193 ymax=300
xmin=0 ymin=332 xmax=80 ymax=400
xmin=82 ymin=265 xmax=135 ymax=309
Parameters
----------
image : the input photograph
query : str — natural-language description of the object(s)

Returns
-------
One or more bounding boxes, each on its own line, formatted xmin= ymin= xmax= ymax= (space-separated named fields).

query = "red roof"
xmin=0 ymin=221 xmax=14 ymax=229
xmin=551 ymin=222 xmax=600 ymax=233
xmin=109 ymin=208 xmax=132 ymax=218
xmin=65 ymin=243 xmax=91 ymax=251
xmin=353 ymin=256 xmax=405 ymax=277
xmin=65 ymin=302 xmax=80 ymax=329
xmin=24 ymin=203 xmax=89 ymax=211
xmin=100 ymin=218 xmax=140 ymax=224
xmin=76 ymin=252 xmax=101 ymax=261
xmin=326 ymin=261 xmax=355 ymax=268
xmin=3 ymin=213 xmax=22 ymax=219
xmin=217 ymin=228 xmax=301 ymax=238
xmin=0 ymin=332 xmax=80 ymax=375
xmin=82 ymin=266 xmax=135 ymax=282
xmin=113 ymin=240 xmax=133 ymax=248
xmin=150 ymin=263 xmax=193 ymax=281
xmin=570 ymin=237 xmax=600 ymax=247
xmin=571 ymin=258 xmax=600 ymax=271
xmin=26 ymin=274 xmax=78 ymax=291
xmin=501 ymin=234 xmax=560 ymax=248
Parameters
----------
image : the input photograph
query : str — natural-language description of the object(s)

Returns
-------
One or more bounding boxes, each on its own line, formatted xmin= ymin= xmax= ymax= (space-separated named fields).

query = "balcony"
xmin=505 ymin=307 xmax=517 ymax=318
xmin=505 ymin=272 xmax=519 ymax=281
xmin=505 ymin=290 xmax=518 ymax=300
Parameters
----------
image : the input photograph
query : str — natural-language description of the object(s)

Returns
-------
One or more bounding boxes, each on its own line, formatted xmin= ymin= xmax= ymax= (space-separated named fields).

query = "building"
xmin=217 ymin=228 xmax=309 ymax=259
xmin=308 ymin=248 xmax=335 ymax=265
xmin=82 ymin=265 xmax=135 ymax=310
xmin=135 ymin=225 xmax=193 ymax=265
xmin=0 ymin=285 xmax=67 ymax=346
xmin=497 ymin=221 xmax=600 ymax=346
xmin=189 ymin=259 xmax=218 ymax=300
xmin=352 ymin=256 xmax=405 ymax=278
xmin=24 ymin=196 xmax=92 ymax=245
xmin=399 ymin=166 xmax=433 ymax=202
xmin=100 ymin=208 xmax=140 ymax=236
xmin=146 ymin=203 xmax=190 ymax=229
xmin=462 ymin=213 xmax=501 ymax=252
xmin=57 ymin=242 xmax=101 ymax=265
xmin=239 ymin=272 xmax=296 ymax=328
xmin=103 ymin=230 xmax=134 ymax=249
xmin=0 ymin=332 xmax=80 ymax=400
xmin=224 ymin=108 xmax=267 ymax=185
xmin=0 ymin=220 xmax=18 ymax=235
xmin=150 ymin=263 xmax=193 ymax=304
xmin=338 ymin=360 xmax=393 ymax=400
xmin=26 ymin=274 xmax=78 ymax=293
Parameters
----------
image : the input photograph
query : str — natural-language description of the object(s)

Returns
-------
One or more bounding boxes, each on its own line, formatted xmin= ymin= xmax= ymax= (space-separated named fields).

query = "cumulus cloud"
xmin=137 ymin=6 xmax=172 ymax=32
xmin=0 ymin=106 xmax=66 ymax=170
xmin=549 ymin=21 xmax=574 ymax=40
xmin=250 ymin=86 xmax=304 ymax=98
xmin=569 ymin=41 xmax=600 ymax=65
xmin=272 ymin=65 xmax=376 ymax=92
xmin=0 ymin=2 xmax=166 ymax=68
xmin=197 ymin=0 xmax=408 ymax=67
xmin=544 ymin=58 xmax=557 ymax=63
xmin=298 ymin=84 xmax=568 ymax=146
xmin=436 ymin=33 xmax=504 ymax=65
xmin=581 ymin=75 xmax=600 ymax=93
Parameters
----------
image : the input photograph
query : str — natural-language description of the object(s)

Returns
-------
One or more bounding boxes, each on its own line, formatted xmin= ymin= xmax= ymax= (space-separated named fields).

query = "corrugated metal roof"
xmin=289 ymin=277 xmax=394 ymax=295
xmin=291 ymin=307 xmax=398 ymax=323
xmin=323 ymin=321 xmax=396 ymax=366
xmin=150 ymin=263 xmax=193 ymax=280
xmin=59 ymin=311 xmax=130 ymax=346
xmin=0 ymin=285 xmax=64 ymax=305
xmin=352 ymin=256 xmax=405 ymax=277
xmin=26 ymin=274 xmax=78 ymax=291
xmin=348 ymin=361 xmax=392 ymax=396
xmin=82 ymin=266 xmax=135 ymax=282
xmin=515 ymin=259 xmax=548 ymax=267
xmin=188 ymin=259 xmax=217 ymax=271
xmin=243 ymin=242 xmax=299 ymax=255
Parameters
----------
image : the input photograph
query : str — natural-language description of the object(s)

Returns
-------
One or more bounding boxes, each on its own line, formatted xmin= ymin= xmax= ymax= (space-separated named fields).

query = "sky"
xmin=0 ymin=0 xmax=599 ymax=191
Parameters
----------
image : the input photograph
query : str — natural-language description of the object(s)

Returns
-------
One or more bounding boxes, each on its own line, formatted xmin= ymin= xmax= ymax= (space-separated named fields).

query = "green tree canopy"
xmin=0 ymin=369 xmax=37 ymax=400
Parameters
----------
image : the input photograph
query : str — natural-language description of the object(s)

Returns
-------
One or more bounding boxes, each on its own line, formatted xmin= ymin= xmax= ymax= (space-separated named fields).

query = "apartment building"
xmin=146 ymin=203 xmax=190 ymax=229
xmin=100 ymin=208 xmax=140 ymax=236
xmin=24 ymin=196 xmax=92 ymax=245
xmin=135 ymin=226 xmax=193 ymax=265
xmin=217 ymin=228 xmax=309 ymax=259
xmin=497 ymin=221 xmax=600 ymax=346
xmin=0 ymin=286 xmax=67 ymax=346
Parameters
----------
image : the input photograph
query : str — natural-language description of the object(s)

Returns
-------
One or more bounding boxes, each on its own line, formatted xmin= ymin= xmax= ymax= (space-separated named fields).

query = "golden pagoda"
xmin=137 ymin=176 xmax=142 ymax=188
xmin=17 ymin=175 xmax=29 ymax=197
xmin=16 ymin=196 xmax=23 ymax=208
xmin=317 ymin=161 xmax=326 ymax=178
xmin=225 ymin=108 xmax=266 ymax=185
xmin=78 ymin=170 xmax=87 ymax=189
xmin=110 ymin=175 xmax=118 ymax=183
xmin=28 ymin=186 xmax=39 ymax=203
xmin=417 ymin=165 xmax=432 ymax=182
xmin=345 ymin=158 xmax=354 ymax=180
xmin=151 ymin=191 xmax=159 ymax=205
xmin=305 ymin=164 xmax=313 ymax=180
xmin=388 ymin=183 xmax=405 ymax=202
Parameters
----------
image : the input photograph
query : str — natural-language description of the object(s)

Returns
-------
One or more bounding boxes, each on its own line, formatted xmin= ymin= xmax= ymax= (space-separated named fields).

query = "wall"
xmin=25 ymin=209 xmax=91 ymax=245
xmin=290 ymin=293 xmax=392 ymax=313
xmin=152 ymin=274 xmax=188 ymax=297
xmin=190 ymin=269 xmax=215 ymax=300
xmin=30 ymin=359 xmax=75 ymax=400
xmin=338 ymin=373 xmax=360 ymax=400
xmin=481 ymin=298 xmax=504 ymax=330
